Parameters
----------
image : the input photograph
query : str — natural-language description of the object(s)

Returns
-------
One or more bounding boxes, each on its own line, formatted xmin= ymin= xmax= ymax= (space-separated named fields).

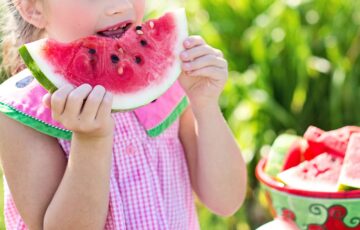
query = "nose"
xmin=105 ymin=0 xmax=133 ymax=16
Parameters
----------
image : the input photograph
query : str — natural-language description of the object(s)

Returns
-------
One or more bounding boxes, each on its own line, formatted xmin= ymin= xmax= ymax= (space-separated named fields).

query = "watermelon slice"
xmin=264 ymin=134 xmax=307 ymax=177
xmin=277 ymin=153 xmax=343 ymax=192
xmin=338 ymin=133 xmax=360 ymax=191
xmin=18 ymin=9 xmax=188 ymax=111
xmin=304 ymin=126 xmax=360 ymax=160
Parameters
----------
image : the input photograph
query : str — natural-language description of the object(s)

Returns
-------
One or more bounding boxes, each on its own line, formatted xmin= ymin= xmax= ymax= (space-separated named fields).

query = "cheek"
xmin=45 ymin=2 xmax=99 ymax=42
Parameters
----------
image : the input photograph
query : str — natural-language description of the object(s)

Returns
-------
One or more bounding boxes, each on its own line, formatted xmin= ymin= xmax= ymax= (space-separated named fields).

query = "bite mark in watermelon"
xmin=277 ymin=152 xmax=343 ymax=192
xmin=19 ymin=9 xmax=188 ymax=111
xmin=338 ymin=133 xmax=360 ymax=191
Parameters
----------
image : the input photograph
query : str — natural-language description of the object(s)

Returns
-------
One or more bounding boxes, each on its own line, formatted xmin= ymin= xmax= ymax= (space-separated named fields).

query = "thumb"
xmin=178 ymin=71 xmax=193 ymax=89
xmin=42 ymin=93 xmax=52 ymax=108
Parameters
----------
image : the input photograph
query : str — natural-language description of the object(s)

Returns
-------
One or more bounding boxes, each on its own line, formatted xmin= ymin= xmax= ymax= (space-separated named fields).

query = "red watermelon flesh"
xmin=303 ymin=126 xmax=360 ymax=160
xmin=328 ymin=126 xmax=360 ymax=144
xmin=282 ymin=138 xmax=308 ymax=171
xmin=303 ymin=126 xmax=327 ymax=160
xmin=277 ymin=152 xmax=343 ymax=192
xmin=19 ymin=9 xmax=188 ymax=110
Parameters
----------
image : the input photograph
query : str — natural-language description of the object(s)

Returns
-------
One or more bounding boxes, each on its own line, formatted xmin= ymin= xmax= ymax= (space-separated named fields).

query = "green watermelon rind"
xmin=264 ymin=134 xmax=301 ymax=177
xmin=338 ymin=184 xmax=358 ymax=192
xmin=18 ymin=45 xmax=58 ymax=94
xmin=338 ymin=176 xmax=360 ymax=191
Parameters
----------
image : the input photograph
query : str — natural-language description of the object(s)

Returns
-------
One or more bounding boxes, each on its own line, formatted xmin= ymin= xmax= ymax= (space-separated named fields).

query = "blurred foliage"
xmin=1 ymin=0 xmax=360 ymax=229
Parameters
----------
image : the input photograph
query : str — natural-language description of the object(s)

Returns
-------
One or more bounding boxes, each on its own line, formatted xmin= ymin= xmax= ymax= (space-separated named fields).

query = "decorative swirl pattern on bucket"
xmin=309 ymin=204 xmax=327 ymax=216
xmin=350 ymin=217 xmax=360 ymax=227
xmin=308 ymin=205 xmax=360 ymax=230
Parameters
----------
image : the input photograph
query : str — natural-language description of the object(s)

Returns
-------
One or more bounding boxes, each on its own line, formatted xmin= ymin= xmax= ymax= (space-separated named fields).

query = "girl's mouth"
xmin=97 ymin=22 xmax=133 ymax=39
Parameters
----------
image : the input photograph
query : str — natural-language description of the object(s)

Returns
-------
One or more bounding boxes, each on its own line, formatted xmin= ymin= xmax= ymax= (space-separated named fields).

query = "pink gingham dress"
xmin=0 ymin=69 xmax=200 ymax=229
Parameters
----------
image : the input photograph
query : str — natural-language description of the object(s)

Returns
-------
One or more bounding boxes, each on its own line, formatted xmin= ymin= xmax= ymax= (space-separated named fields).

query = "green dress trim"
xmin=147 ymin=96 xmax=188 ymax=137
xmin=0 ymin=97 xmax=188 ymax=139
xmin=0 ymin=102 xmax=72 ymax=140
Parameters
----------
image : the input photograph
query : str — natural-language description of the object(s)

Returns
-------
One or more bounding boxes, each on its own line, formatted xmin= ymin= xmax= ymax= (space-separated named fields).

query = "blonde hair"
xmin=1 ymin=0 xmax=44 ymax=77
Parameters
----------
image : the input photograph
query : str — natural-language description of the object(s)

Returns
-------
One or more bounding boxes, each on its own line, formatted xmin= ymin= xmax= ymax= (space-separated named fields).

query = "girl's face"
xmin=43 ymin=0 xmax=145 ymax=42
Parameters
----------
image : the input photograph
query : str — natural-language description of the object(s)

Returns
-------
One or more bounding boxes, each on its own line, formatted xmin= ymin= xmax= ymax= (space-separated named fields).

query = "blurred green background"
xmin=2 ymin=0 xmax=360 ymax=229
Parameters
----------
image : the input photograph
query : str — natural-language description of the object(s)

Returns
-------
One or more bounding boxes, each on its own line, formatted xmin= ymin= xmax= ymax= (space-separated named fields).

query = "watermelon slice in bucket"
xmin=277 ymin=152 xmax=343 ymax=192
xmin=19 ymin=9 xmax=188 ymax=111
xmin=338 ymin=133 xmax=360 ymax=191
xmin=264 ymin=134 xmax=306 ymax=177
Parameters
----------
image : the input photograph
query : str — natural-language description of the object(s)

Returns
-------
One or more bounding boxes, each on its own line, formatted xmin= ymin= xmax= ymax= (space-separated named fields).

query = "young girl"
xmin=0 ymin=0 xmax=247 ymax=229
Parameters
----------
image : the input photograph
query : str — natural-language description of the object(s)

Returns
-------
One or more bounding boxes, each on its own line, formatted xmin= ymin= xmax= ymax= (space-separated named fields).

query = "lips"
xmin=97 ymin=21 xmax=133 ymax=39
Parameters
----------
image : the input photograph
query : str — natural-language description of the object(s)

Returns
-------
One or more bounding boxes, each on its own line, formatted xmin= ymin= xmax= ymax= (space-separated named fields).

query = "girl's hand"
xmin=43 ymin=84 xmax=114 ymax=139
xmin=179 ymin=36 xmax=228 ymax=109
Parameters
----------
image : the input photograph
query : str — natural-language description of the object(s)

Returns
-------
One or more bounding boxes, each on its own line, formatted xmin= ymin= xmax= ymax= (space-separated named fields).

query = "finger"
xmin=181 ymin=45 xmax=220 ymax=61
xmin=214 ymin=49 xmax=224 ymax=58
xmin=51 ymin=85 xmax=75 ymax=116
xmin=42 ymin=93 xmax=52 ymax=108
xmin=96 ymin=92 xmax=113 ymax=120
xmin=183 ymin=36 xmax=205 ymax=49
xmin=80 ymin=85 xmax=106 ymax=119
xmin=187 ymin=66 xmax=227 ymax=80
xmin=64 ymin=84 xmax=93 ymax=117
xmin=182 ymin=55 xmax=227 ymax=72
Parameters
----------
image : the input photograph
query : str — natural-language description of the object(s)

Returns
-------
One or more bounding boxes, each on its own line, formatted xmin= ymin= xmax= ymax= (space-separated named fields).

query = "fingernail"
xmin=82 ymin=83 xmax=92 ymax=89
xmin=95 ymin=85 xmax=105 ymax=91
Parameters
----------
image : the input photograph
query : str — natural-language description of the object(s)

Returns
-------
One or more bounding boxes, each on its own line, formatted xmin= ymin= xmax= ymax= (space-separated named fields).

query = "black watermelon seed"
xmin=136 ymin=26 xmax=143 ymax=31
xmin=88 ymin=48 xmax=96 ymax=54
xmin=111 ymin=54 xmax=120 ymax=64
xmin=151 ymin=99 xmax=157 ymax=103
xmin=135 ymin=56 xmax=142 ymax=64
xmin=140 ymin=40 xmax=148 ymax=46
